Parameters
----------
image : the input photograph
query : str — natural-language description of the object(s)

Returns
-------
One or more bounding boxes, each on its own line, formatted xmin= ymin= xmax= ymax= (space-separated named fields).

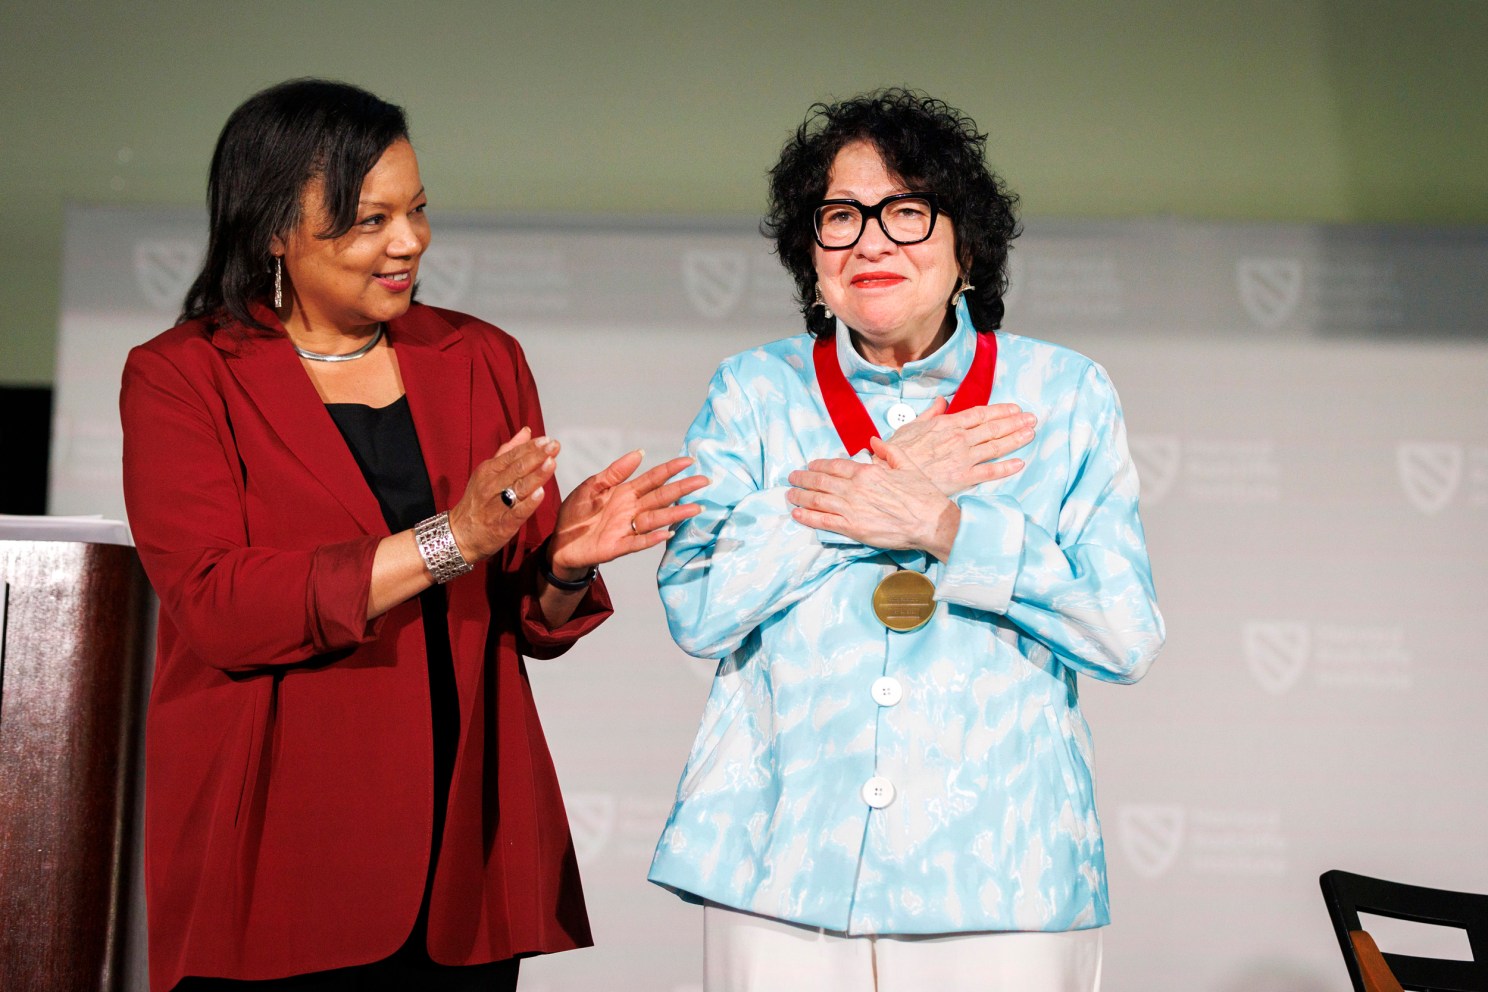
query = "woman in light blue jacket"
xmin=650 ymin=89 xmax=1165 ymax=991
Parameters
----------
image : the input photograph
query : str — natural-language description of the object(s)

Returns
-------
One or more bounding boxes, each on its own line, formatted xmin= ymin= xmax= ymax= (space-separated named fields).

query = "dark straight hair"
xmin=180 ymin=79 xmax=410 ymax=333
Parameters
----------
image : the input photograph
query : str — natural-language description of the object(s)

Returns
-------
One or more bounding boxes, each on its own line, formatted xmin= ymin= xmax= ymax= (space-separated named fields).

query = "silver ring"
xmin=630 ymin=518 xmax=639 ymax=535
xmin=500 ymin=487 xmax=518 ymax=508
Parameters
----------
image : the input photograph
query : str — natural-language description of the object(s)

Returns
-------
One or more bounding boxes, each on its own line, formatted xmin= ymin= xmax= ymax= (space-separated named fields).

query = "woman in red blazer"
xmin=120 ymin=79 xmax=704 ymax=992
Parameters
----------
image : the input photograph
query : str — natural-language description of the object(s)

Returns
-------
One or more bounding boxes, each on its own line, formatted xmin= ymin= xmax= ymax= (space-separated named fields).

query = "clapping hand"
xmin=547 ymin=451 xmax=708 ymax=576
xmin=448 ymin=427 xmax=560 ymax=561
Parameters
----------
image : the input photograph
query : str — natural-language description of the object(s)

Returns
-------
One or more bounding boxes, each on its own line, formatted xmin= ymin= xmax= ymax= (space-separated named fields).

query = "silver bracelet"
xmin=414 ymin=511 xmax=474 ymax=584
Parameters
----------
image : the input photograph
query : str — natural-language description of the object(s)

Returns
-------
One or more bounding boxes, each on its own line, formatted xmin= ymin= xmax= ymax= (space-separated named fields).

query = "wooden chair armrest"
xmin=1349 ymin=930 xmax=1404 ymax=992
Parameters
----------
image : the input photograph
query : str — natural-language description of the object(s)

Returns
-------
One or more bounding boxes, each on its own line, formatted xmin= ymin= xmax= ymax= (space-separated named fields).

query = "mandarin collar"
xmin=832 ymin=297 xmax=977 ymax=396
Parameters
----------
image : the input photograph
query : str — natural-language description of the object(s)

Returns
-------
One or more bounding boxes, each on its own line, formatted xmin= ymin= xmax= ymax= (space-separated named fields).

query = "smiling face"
xmin=274 ymin=139 xmax=430 ymax=341
xmin=812 ymin=140 xmax=961 ymax=368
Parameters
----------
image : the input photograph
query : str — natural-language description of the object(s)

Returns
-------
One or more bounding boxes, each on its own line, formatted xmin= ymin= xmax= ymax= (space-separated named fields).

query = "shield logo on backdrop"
xmin=1118 ymin=804 xmax=1185 ymax=879
xmin=1396 ymin=442 xmax=1463 ymax=516
xmin=134 ymin=240 xmax=203 ymax=312
xmin=1128 ymin=435 xmax=1180 ymax=505
xmin=566 ymin=792 xmax=617 ymax=865
xmin=415 ymin=245 xmax=473 ymax=308
xmin=683 ymin=250 xmax=748 ymax=319
xmin=1236 ymin=257 xmax=1303 ymax=329
xmin=1243 ymin=620 xmax=1310 ymax=695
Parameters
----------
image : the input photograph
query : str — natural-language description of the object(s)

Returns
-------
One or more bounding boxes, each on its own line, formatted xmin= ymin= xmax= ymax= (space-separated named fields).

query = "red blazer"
xmin=120 ymin=304 xmax=610 ymax=991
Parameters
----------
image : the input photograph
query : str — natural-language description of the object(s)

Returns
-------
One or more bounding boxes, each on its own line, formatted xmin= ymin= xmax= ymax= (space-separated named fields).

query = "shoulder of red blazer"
xmin=413 ymin=304 xmax=528 ymax=365
xmin=127 ymin=306 xmax=285 ymax=370
xmin=128 ymin=315 xmax=232 ymax=364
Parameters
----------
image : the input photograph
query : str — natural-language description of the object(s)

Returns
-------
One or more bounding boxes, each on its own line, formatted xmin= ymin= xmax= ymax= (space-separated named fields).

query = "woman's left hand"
xmin=787 ymin=437 xmax=961 ymax=560
xmin=547 ymin=451 xmax=709 ymax=577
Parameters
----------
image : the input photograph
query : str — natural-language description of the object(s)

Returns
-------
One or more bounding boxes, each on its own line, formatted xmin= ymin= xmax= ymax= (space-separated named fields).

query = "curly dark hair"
xmin=764 ymin=88 xmax=1021 ymax=338
xmin=180 ymin=79 xmax=410 ymax=334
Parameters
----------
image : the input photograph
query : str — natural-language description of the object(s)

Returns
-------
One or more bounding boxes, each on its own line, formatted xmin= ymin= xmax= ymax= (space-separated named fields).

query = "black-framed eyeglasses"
xmin=812 ymin=192 xmax=941 ymax=250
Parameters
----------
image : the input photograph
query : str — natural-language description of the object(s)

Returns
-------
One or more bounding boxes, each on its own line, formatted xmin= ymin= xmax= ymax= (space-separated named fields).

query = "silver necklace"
xmin=293 ymin=324 xmax=384 ymax=363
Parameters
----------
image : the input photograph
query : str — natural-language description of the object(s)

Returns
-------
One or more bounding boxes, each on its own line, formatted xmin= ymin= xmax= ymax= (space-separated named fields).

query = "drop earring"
xmin=273 ymin=256 xmax=283 ymax=309
xmin=813 ymin=283 xmax=833 ymax=320
xmin=951 ymin=275 xmax=975 ymax=306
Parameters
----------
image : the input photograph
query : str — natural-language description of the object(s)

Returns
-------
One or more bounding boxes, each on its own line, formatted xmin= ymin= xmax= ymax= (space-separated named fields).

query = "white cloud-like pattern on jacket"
xmin=649 ymin=301 xmax=1165 ymax=935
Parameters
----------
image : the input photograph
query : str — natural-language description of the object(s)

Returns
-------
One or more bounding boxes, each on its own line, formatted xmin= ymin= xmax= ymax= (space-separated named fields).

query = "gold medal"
xmin=872 ymin=570 xmax=936 ymax=632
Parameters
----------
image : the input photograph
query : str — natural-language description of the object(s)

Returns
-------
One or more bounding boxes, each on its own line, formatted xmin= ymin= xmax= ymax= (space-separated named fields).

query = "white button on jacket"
xmin=885 ymin=402 xmax=916 ymax=429
xmin=861 ymin=777 xmax=896 ymax=809
xmin=870 ymin=676 xmax=903 ymax=707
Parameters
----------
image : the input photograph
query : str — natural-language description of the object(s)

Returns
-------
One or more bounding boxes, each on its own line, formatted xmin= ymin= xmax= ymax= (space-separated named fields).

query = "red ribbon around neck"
xmin=812 ymin=328 xmax=997 ymax=456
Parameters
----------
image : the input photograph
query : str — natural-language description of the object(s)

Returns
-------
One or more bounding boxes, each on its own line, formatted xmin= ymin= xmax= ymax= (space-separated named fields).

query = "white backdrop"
xmin=51 ymin=207 xmax=1488 ymax=991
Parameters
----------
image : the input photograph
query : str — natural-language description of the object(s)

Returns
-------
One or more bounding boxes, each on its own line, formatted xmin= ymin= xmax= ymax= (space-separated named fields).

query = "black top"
xmin=326 ymin=396 xmax=459 ymax=810
xmin=324 ymin=397 xmax=463 ymax=965
xmin=326 ymin=396 xmax=437 ymax=533
xmin=325 ymin=392 xmax=458 ymax=809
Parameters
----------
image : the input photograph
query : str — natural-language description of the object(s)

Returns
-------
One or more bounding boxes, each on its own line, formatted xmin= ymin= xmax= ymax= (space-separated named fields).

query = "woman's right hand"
xmin=447 ymin=427 xmax=560 ymax=562
xmin=887 ymin=398 xmax=1036 ymax=495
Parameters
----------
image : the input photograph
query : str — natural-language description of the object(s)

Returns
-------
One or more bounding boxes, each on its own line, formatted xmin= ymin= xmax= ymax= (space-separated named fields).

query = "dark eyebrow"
xmin=358 ymin=187 xmax=427 ymax=209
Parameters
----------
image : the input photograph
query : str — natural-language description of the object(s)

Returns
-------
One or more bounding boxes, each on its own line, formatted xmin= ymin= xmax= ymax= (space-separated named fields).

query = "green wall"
xmin=3 ymin=0 xmax=1484 ymax=385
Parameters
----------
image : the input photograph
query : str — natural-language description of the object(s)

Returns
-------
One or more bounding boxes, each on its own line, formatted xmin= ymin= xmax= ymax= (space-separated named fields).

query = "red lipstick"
xmin=850 ymin=271 xmax=906 ymax=289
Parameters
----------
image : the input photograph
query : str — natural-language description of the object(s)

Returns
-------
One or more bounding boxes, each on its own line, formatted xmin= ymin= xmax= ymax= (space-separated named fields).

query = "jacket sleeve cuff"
xmin=516 ymin=542 xmax=615 ymax=659
xmin=306 ymin=535 xmax=388 ymax=652
xmin=934 ymin=493 xmax=1026 ymax=614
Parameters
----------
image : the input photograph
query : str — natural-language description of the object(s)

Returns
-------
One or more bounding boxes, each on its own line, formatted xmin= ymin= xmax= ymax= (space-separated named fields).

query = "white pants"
xmin=703 ymin=903 xmax=1103 ymax=992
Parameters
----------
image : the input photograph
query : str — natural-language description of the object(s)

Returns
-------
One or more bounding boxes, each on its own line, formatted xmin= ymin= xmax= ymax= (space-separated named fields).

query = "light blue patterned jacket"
xmin=649 ymin=301 xmax=1164 ymax=934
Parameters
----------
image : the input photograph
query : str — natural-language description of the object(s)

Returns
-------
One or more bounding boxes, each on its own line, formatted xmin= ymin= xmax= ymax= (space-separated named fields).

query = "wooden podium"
xmin=0 ymin=539 xmax=151 ymax=992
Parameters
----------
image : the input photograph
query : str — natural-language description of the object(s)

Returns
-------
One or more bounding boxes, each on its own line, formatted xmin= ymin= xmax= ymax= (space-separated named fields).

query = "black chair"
xmin=1320 ymin=869 xmax=1488 ymax=992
